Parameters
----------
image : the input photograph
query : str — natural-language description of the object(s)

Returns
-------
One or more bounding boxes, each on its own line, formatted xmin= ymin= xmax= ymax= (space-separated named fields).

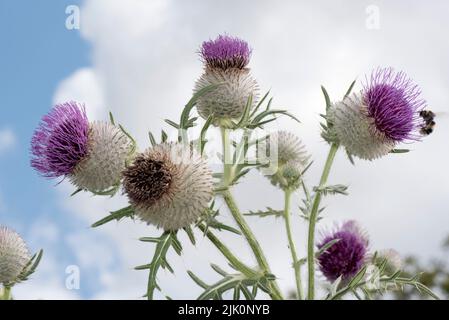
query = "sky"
xmin=0 ymin=0 xmax=448 ymax=300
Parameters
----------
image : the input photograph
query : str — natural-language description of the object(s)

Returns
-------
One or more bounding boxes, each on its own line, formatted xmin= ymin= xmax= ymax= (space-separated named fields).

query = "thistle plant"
xmin=0 ymin=226 xmax=43 ymax=300
xmin=30 ymin=34 xmax=438 ymax=300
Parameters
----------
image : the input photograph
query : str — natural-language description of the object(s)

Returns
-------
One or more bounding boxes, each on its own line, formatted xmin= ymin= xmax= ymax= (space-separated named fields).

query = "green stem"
xmin=307 ymin=143 xmax=339 ymax=300
xmin=283 ymin=190 xmax=304 ymax=300
xmin=1 ymin=286 xmax=11 ymax=300
xmin=223 ymin=190 xmax=283 ymax=300
xmin=197 ymin=224 xmax=256 ymax=277
xmin=221 ymin=127 xmax=233 ymax=185
xmin=220 ymin=127 xmax=283 ymax=300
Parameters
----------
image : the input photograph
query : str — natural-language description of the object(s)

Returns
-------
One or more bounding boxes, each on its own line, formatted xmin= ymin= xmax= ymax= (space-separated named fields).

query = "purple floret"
xmin=363 ymin=67 xmax=426 ymax=142
xmin=318 ymin=221 xmax=369 ymax=282
xmin=200 ymin=34 xmax=251 ymax=70
xmin=31 ymin=101 xmax=89 ymax=178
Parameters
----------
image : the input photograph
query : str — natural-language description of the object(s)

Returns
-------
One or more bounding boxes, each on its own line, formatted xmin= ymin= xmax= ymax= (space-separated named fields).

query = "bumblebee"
xmin=419 ymin=110 xmax=436 ymax=135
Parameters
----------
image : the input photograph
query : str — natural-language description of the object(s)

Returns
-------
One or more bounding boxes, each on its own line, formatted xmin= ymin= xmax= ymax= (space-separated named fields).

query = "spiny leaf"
xmin=70 ymin=188 xmax=83 ymax=197
xmin=148 ymin=131 xmax=157 ymax=147
xmin=171 ymin=235 xmax=183 ymax=255
xmin=211 ymin=264 xmax=228 ymax=277
xmin=140 ymin=237 xmax=163 ymax=243
xmin=188 ymin=271 xmax=209 ymax=289
xmin=235 ymin=95 xmax=253 ymax=128
xmin=344 ymin=79 xmax=357 ymax=98
xmin=244 ymin=207 xmax=283 ymax=218
xmin=135 ymin=263 xmax=152 ymax=270
xmin=233 ymin=287 xmax=241 ymax=300
xmin=199 ymin=115 xmax=213 ymax=155
xmin=346 ymin=149 xmax=355 ymax=165
xmin=184 ymin=226 xmax=196 ymax=246
xmin=109 ymin=111 xmax=116 ymax=125
xmin=11 ymin=249 xmax=44 ymax=285
xmin=90 ymin=184 xmax=120 ymax=197
xmin=180 ymin=83 xmax=223 ymax=128
xmin=250 ymin=90 xmax=270 ymax=118
xmin=91 ymin=206 xmax=134 ymax=228
xmin=321 ymin=86 xmax=332 ymax=112
xmin=314 ymin=184 xmax=349 ymax=196
xmin=316 ymin=238 xmax=340 ymax=258
xmin=161 ymin=130 xmax=168 ymax=143
xmin=145 ymin=232 xmax=173 ymax=300
xmin=348 ymin=265 xmax=368 ymax=288
xmin=390 ymin=149 xmax=410 ymax=154
xmin=164 ymin=119 xmax=179 ymax=129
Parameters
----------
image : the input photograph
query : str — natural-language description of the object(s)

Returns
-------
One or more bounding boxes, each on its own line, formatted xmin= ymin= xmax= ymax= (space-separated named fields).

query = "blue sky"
xmin=0 ymin=0 xmax=87 ymax=222
xmin=0 ymin=0 xmax=95 ymax=298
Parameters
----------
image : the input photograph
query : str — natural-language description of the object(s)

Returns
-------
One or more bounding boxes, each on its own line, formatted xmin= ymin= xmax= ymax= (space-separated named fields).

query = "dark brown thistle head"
xmin=122 ymin=154 xmax=173 ymax=208
xmin=121 ymin=143 xmax=213 ymax=231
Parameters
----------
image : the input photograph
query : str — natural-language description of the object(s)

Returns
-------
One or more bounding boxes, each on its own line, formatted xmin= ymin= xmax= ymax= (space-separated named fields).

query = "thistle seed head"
xmin=123 ymin=143 xmax=213 ymax=231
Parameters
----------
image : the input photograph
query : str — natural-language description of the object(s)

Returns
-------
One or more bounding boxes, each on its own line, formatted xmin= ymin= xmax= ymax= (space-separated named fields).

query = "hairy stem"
xmin=220 ymin=128 xmax=283 ymax=300
xmin=283 ymin=189 xmax=304 ymax=300
xmin=0 ymin=286 xmax=11 ymax=300
xmin=307 ymin=142 xmax=339 ymax=299
xmin=197 ymin=224 xmax=256 ymax=277
xmin=223 ymin=190 xmax=283 ymax=300
xmin=221 ymin=127 xmax=233 ymax=186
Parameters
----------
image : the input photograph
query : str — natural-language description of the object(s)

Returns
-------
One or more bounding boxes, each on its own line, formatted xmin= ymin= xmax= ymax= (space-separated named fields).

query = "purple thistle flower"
xmin=31 ymin=101 xmax=90 ymax=178
xmin=200 ymin=34 xmax=252 ymax=70
xmin=363 ymin=67 xmax=426 ymax=142
xmin=317 ymin=221 xmax=369 ymax=282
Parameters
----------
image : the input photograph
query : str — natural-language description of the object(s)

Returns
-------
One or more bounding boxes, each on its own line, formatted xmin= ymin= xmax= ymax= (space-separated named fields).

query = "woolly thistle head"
xmin=200 ymin=35 xmax=252 ymax=70
xmin=374 ymin=249 xmax=402 ymax=275
xmin=69 ymin=121 xmax=134 ymax=193
xmin=317 ymin=221 xmax=369 ymax=283
xmin=31 ymin=101 xmax=89 ymax=178
xmin=122 ymin=143 xmax=213 ymax=231
xmin=331 ymin=68 xmax=426 ymax=160
xmin=0 ymin=226 xmax=31 ymax=285
xmin=195 ymin=35 xmax=259 ymax=124
xmin=257 ymin=131 xmax=310 ymax=190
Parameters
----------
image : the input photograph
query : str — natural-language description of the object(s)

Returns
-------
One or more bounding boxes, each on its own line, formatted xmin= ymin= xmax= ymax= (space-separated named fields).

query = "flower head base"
xmin=0 ymin=226 xmax=31 ymax=285
xmin=195 ymin=35 xmax=258 ymax=124
xmin=363 ymin=68 xmax=426 ymax=141
xmin=258 ymin=131 xmax=310 ymax=190
xmin=31 ymin=102 xmax=89 ymax=178
xmin=200 ymin=35 xmax=251 ymax=70
xmin=70 ymin=121 xmax=134 ymax=193
xmin=123 ymin=143 xmax=213 ymax=231
xmin=195 ymin=68 xmax=259 ymax=122
xmin=331 ymin=93 xmax=396 ymax=160
xmin=31 ymin=103 xmax=134 ymax=193
xmin=331 ymin=68 xmax=426 ymax=160
xmin=375 ymin=249 xmax=402 ymax=275
xmin=318 ymin=221 xmax=369 ymax=282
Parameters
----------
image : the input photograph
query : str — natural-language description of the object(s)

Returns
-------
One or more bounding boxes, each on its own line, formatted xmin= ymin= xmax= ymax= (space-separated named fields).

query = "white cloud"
xmin=46 ymin=0 xmax=449 ymax=299
xmin=12 ymin=219 xmax=80 ymax=300
xmin=0 ymin=128 xmax=16 ymax=154
xmin=53 ymin=68 xmax=106 ymax=120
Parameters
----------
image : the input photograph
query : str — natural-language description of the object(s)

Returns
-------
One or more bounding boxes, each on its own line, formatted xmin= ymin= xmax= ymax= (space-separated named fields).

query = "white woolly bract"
xmin=257 ymin=131 xmax=310 ymax=190
xmin=258 ymin=131 xmax=310 ymax=166
xmin=134 ymin=143 xmax=214 ymax=231
xmin=194 ymin=68 xmax=259 ymax=121
xmin=378 ymin=249 xmax=402 ymax=271
xmin=70 ymin=121 xmax=133 ymax=192
xmin=0 ymin=226 xmax=31 ymax=284
xmin=330 ymin=92 xmax=396 ymax=160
